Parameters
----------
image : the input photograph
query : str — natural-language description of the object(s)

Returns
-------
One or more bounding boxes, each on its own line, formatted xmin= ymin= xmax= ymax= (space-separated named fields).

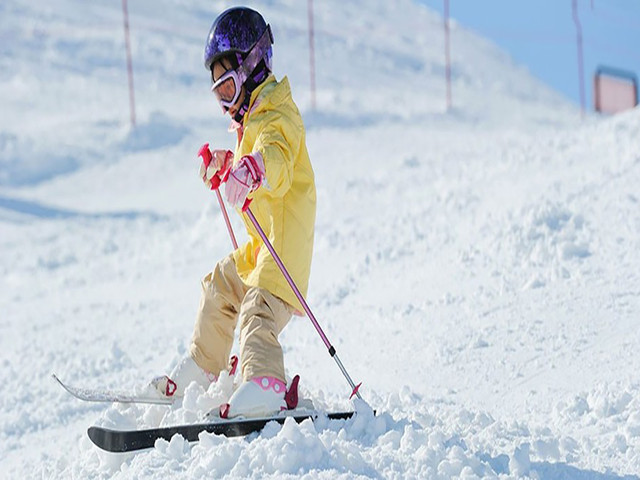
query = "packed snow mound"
xmin=3 ymin=0 xmax=640 ymax=478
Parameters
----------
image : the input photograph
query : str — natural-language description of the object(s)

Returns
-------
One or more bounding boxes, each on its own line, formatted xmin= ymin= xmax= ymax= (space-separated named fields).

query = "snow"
xmin=2 ymin=0 xmax=640 ymax=478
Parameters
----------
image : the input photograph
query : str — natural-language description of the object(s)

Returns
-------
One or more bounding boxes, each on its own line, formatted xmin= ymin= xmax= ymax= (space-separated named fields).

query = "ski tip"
xmin=87 ymin=426 xmax=98 ymax=440
xmin=87 ymin=427 xmax=110 ymax=452
xmin=51 ymin=373 xmax=66 ymax=389
xmin=87 ymin=426 xmax=122 ymax=453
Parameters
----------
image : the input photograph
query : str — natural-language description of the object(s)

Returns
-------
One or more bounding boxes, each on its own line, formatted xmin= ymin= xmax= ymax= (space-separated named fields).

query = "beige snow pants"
xmin=189 ymin=254 xmax=293 ymax=383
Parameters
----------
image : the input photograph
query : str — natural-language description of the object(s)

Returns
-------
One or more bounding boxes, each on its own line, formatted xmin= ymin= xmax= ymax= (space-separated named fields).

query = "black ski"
xmin=88 ymin=411 xmax=355 ymax=452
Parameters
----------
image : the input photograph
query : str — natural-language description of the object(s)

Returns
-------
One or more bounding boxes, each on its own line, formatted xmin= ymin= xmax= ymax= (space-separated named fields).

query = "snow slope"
xmin=2 ymin=0 xmax=640 ymax=478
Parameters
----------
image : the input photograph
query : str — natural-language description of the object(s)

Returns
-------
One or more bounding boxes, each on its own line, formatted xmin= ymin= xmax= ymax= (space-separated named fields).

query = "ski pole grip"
xmin=198 ymin=143 xmax=212 ymax=167
xmin=198 ymin=143 xmax=223 ymax=190
xmin=241 ymin=197 xmax=252 ymax=212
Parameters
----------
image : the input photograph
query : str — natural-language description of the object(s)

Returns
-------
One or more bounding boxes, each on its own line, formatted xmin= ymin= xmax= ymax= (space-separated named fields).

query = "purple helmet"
xmin=204 ymin=7 xmax=273 ymax=72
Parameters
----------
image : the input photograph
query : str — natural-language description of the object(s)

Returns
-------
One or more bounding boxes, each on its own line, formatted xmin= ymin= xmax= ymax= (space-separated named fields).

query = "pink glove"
xmin=198 ymin=144 xmax=233 ymax=190
xmin=225 ymin=152 xmax=265 ymax=209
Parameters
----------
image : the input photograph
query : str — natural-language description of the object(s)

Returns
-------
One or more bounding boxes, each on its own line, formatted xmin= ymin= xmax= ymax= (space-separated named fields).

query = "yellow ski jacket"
xmin=232 ymin=75 xmax=316 ymax=312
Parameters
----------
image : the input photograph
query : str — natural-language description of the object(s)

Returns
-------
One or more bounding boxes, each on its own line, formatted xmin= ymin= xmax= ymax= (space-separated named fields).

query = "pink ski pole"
xmin=215 ymin=189 xmax=238 ymax=250
xmin=242 ymin=201 xmax=363 ymax=401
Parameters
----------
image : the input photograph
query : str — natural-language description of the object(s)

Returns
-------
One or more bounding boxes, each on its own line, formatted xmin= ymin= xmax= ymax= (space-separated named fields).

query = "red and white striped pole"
xmin=572 ymin=0 xmax=586 ymax=118
xmin=307 ymin=0 xmax=317 ymax=110
xmin=443 ymin=0 xmax=452 ymax=111
xmin=122 ymin=0 xmax=136 ymax=127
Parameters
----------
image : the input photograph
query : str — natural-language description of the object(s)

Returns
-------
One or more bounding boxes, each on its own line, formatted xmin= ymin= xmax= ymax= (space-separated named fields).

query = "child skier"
xmin=153 ymin=7 xmax=316 ymax=419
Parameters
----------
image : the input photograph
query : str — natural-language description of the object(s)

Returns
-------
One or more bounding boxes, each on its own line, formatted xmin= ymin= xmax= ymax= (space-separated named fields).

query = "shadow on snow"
xmin=0 ymin=195 xmax=163 ymax=222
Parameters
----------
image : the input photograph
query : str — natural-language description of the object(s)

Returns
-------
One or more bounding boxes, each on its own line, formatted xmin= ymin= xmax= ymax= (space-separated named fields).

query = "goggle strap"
xmin=236 ymin=25 xmax=273 ymax=85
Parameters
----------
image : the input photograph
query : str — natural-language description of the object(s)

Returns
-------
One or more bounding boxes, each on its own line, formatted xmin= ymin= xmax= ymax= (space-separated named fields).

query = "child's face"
xmin=212 ymin=58 xmax=246 ymax=118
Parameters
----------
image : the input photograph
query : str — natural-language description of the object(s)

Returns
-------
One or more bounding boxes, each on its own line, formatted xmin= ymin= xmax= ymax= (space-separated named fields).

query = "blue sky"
xmin=418 ymin=0 xmax=640 ymax=109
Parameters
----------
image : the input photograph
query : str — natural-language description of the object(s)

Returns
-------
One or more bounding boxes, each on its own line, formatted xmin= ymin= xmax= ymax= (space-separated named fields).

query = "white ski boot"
xmin=151 ymin=356 xmax=217 ymax=398
xmin=220 ymin=376 xmax=288 ymax=419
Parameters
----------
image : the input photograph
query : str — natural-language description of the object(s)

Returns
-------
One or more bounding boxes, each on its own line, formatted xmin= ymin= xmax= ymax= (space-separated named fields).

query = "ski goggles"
xmin=211 ymin=68 xmax=243 ymax=110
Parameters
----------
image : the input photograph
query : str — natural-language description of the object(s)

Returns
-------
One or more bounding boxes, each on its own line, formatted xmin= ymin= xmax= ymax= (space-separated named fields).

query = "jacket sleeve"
xmin=252 ymin=115 xmax=301 ymax=199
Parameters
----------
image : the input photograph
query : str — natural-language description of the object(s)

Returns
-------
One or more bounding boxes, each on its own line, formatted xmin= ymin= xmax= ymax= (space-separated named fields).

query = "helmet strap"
xmin=233 ymin=93 xmax=251 ymax=123
xmin=236 ymin=26 xmax=273 ymax=84
xmin=232 ymin=27 xmax=273 ymax=124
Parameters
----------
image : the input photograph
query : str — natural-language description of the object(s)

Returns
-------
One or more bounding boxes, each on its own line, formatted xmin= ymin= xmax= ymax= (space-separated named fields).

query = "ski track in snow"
xmin=2 ymin=0 xmax=640 ymax=478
